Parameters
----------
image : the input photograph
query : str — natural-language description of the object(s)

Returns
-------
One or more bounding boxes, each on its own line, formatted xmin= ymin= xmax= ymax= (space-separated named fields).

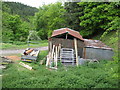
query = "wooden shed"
xmin=49 ymin=28 xmax=84 ymax=57
xmin=47 ymin=28 xmax=85 ymax=66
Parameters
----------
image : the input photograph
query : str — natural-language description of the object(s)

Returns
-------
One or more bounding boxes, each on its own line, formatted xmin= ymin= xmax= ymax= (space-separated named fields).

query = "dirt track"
xmin=0 ymin=46 xmax=48 ymax=56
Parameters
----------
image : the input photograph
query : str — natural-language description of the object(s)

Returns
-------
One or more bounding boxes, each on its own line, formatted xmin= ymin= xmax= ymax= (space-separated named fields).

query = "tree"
xmin=2 ymin=12 xmax=29 ymax=41
xmin=78 ymin=2 xmax=120 ymax=38
xmin=34 ymin=2 xmax=66 ymax=39
xmin=64 ymin=2 xmax=84 ymax=32
xmin=2 ymin=1 xmax=37 ymax=42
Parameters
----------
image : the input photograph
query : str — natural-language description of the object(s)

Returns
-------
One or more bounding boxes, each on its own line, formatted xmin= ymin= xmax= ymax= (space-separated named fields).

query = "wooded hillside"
xmin=2 ymin=1 xmax=119 ymax=41
xmin=3 ymin=2 xmax=38 ymax=18
xmin=2 ymin=1 xmax=38 ymax=42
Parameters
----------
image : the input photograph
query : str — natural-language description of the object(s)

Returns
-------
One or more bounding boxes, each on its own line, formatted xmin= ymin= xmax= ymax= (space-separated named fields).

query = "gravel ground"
xmin=0 ymin=46 xmax=48 ymax=56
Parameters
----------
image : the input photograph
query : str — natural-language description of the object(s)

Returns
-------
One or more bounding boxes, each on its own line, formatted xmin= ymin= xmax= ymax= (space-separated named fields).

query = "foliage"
xmin=2 ymin=1 xmax=38 ymax=42
xmin=64 ymin=2 xmax=84 ymax=32
xmin=78 ymin=2 xmax=120 ymax=38
xmin=2 ymin=59 xmax=118 ymax=88
xmin=2 ymin=1 xmax=38 ymax=21
xmin=34 ymin=2 xmax=66 ymax=39
xmin=2 ymin=13 xmax=29 ymax=41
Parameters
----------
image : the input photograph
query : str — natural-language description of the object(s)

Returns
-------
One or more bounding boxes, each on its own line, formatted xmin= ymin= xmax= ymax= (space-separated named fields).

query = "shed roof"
xmin=84 ymin=39 xmax=113 ymax=50
xmin=51 ymin=28 xmax=84 ymax=41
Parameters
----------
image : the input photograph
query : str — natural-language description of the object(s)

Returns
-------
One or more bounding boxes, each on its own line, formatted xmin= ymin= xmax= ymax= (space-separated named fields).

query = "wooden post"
xmin=46 ymin=52 xmax=50 ymax=67
xmin=74 ymin=38 xmax=78 ymax=67
xmin=58 ymin=44 xmax=61 ymax=57
xmin=83 ymin=48 xmax=86 ymax=59
xmin=66 ymin=33 xmax=68 ymax=39
xmin=58 ymin=44 xmax=62 ymax=62
xmin=51 ymin=45 xmax=55 ymax=59
xmin=46 ymin=55 xmax=49 ymax=66
xmin=55 ymin=46 xmax=58 ymax=68
xmin=49 ymin=41 xmax=52 ymax=52
xmin=49 ymin=45 xmax=55 ymax=67
xmin=53 ymin=52 xmax=55 ymax=67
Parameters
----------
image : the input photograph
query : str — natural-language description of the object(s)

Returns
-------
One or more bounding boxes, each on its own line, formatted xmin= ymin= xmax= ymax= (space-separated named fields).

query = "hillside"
xmin=2 ymin=1 xmax=39 ymax=42
xmin=2 ymin=1 xmax=38 ymax=21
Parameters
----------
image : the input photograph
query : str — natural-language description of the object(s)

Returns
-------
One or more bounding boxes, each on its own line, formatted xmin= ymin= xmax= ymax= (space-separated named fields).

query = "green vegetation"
xmin=2 ymin=2 xmax=38 ymax=20
xmin=2 ymin=30 xmax=119 ymax=88
xmin=1 ymin=40 xmax=48 ymax=50
xmin=2 ymin=1 xmax=119 ymax=88
xmin=2 ymin=2 xmax=38 ymax=42
xmin=2 ymin=1 xmax=119 ymax=41
xmin=2 ymin=52 xmax=118 ymax=88
xmin=34 ymin=2 xmax=66 ymax=39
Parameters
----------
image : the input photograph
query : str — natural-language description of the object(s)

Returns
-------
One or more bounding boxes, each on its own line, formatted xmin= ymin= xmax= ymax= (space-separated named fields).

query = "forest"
xmin=2 ymin=1 xmax=119 ymax=88
xmin=2 ymin=1 xmax=119 ymax=41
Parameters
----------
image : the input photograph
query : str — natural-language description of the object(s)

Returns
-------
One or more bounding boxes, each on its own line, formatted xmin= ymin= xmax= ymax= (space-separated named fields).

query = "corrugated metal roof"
xmin=84 ymin=39 xmax=113 ymax=50
xmin=51 ymin=28 xmax=84 ymax=41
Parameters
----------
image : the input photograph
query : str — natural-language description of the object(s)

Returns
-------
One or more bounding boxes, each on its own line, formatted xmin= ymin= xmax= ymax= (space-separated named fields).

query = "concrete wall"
xmin=84 ymin=47 xmax=114 ymax=60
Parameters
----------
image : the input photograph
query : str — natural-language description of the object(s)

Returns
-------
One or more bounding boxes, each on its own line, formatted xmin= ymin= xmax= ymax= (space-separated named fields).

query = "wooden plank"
xmin=58 ymin=44 xmax=60 ymax=57
xmin=74 ymin=38 xmax=78 ymax=67
xmin=19 ymin=62 xmax=32 ymax=70
xmin=55 ymin=46 xmax=58 ymax=68
xmin=51 ymin=45 xmax=55 ymax=59
xmin=83 ymin=48 xmax=86 ymax=59
xmin=46 ymin=53 xmax=50 ymax=67
xmin=59 ymin=44 xmax=62 ymax=62
xmin=53 ymin=52 xmax=55 ymax=66
xmin=50 ymin=41 xmax=52 ymax=52
xmin=49 ymin=45 xmax=55 ymax=67
xmin=66 ymin=33 xmax=68 ymax=39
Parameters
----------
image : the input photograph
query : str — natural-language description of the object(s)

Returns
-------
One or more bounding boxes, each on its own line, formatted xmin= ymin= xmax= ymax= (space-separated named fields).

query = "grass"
xmin=2 ymin=58 xmax=118 ymax=88
xmin=1 ymin=40 xmax=48 ymax=50
xmin=2 ymin=50 xmax=119 ymax=88
xmin=2 ymin=31 xmax=119 ymax=88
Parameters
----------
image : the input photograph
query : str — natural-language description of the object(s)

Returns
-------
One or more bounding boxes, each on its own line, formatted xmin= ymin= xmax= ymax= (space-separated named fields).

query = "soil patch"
xmin=5 ymin=56 xmax=21 ymax=62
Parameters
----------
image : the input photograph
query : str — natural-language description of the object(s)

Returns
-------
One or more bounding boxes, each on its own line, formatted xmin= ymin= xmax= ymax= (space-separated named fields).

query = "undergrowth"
xmin=2 ymin=51 xmax=118 ymax=88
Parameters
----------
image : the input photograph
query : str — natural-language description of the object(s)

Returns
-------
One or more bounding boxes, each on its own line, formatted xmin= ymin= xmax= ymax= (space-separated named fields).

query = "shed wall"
xmin=49 ymin=38 xmax=84 ymax=58
xmin=84 ymin=47 xmax=114 ymax=60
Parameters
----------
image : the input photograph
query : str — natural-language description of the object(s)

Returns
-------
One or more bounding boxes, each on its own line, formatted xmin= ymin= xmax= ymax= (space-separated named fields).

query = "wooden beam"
xmin=58 ymin=44 xmax=62 ymax=62
xmin=19 ymin=62 xmax=32 ymax=70
xmin=46 ymin=54 xmax=49 ymax=67
xmin=55 ymin=46 xmax=58 ymax=68
xmin=74 ymin=38 xmax=78 ymax=67
xmin=58 ymin=44 xmax=61 ymax=57
xmin=49 ymin=41 xmax=52 ymax=52
xmin=51 ymin=45 xmax=55 ymax=59
xmin=66 ymin=33 xmax=68 ymax=39
xmin=48 ymin=45 xmax=55 ymax=67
